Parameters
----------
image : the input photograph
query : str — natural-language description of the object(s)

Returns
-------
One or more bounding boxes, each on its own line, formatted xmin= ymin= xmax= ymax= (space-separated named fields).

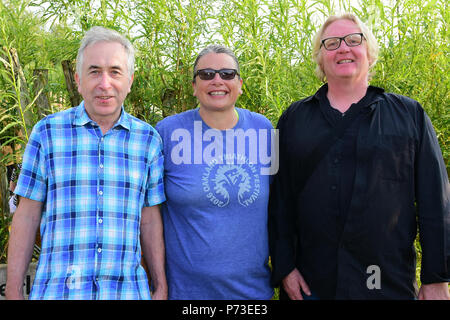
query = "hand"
xmin=418 ymin=282 xmax=450 ymax=300
xmin=151 ymin=287 xmax=168 ymax=300
xmin=5 ymin=285 xmax=25 ymax=300
xmin=282 ymin=268 xmax=311 ymax=300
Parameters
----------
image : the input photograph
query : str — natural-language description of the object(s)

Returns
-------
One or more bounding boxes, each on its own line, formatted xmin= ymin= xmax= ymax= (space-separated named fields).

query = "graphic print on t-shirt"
xmin=201 ymin=153 xmax=260 ymax=208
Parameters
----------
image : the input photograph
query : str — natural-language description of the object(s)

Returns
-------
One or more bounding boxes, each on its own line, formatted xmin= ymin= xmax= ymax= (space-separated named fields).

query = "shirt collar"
xmin=73 ymin=101 xmax=131 ymax=131
xmin=311 ymin=83 xmax=385 ymax=108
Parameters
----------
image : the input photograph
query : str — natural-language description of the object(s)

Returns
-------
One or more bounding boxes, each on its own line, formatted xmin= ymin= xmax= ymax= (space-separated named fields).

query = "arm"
xmin=414 ymin=104 xmax=450 ymax=296
xmin=268 ymin=108 xmax=298 ymax=286
xmin=140 ymin=205 xmax=167 ymax=300
xmin=5 ymin=197 xmax=42 ymax=300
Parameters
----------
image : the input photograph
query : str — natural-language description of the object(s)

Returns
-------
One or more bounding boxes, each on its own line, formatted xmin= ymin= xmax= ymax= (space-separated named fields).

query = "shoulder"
xmin=237 ymin=108 xmax=273 ymax=130
xmin=156 ymin=109 xmax=196 ymax=134
xmin=127 ymin=112 xmax=156 ymax=131
xmin=31 ymin=107 xmax=76 ymax=134
xmin=43 ymin=107 xmax=76 ymax=123
xmin=277 ymin=95 xmax=315 ymax=128
xmin=286 ymin=96 xmax=313 ymax=113
xmin=380 ymin=92 xmax=421 ymax=109
xmin=378 ymin=92 xmax=425 ymax=121
xmin=126 ymin=113 xmax=162 ymax=142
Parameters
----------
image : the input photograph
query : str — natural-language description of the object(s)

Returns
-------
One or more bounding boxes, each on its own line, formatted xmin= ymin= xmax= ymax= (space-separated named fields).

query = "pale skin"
xmin=6 ymin=40 xmax=168 ymax=300
xmin=5 ymin=197 xmax=42 ymax=300
xmin=283 ymin=19 xmax=449 ymax=300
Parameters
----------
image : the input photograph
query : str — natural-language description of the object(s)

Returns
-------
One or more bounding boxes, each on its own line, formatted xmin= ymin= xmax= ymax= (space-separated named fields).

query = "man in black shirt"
xmin=269 ymin=13 xmax=450 ymax=299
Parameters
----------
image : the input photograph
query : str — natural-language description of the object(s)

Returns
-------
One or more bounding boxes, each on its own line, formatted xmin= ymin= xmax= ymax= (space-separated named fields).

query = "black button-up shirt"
xmin=269 ymin=84 xmax=450 ymax=299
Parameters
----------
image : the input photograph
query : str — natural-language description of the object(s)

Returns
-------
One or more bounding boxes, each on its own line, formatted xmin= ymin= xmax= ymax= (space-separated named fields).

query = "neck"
xmin=326 ymin=79 xmax=368 ymax=113
xmin=97 ymin=119 xmax=116 ymax=135
xmin=86 ymin=111 xmax=121 ymax=135
xmin=198 ymin=107 xmax=238 ymax=130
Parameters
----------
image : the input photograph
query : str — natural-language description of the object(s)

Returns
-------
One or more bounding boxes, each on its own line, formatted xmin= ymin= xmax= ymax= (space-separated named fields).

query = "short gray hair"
xmin=193 ymin=44 xmax=240 ymax=82
xmin=76 ymin=26 xmax=135 ymax=80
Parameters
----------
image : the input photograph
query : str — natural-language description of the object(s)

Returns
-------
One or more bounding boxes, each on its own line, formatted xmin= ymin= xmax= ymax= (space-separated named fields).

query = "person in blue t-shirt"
xmin=156 ymin=45 xmax=276 ymax=299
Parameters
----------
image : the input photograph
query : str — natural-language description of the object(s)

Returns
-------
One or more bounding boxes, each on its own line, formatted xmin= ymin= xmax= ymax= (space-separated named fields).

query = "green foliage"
xmin=1 ymin=0 xmax=447 ymax=147
xmin=0 ymin=210 xmax=12 ymax=264
xmin=369 ymin=0 xmax=449 ymax=164
xmin=0 ymin=0 xmax=448 ymax=291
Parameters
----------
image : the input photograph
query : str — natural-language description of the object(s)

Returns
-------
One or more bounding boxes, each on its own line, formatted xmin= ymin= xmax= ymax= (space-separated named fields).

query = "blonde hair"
xmin=312 ymin=13 xmax=379 ymax=82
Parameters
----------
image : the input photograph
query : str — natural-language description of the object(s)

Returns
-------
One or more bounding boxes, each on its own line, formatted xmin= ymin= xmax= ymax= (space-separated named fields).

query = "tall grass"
xmin=0 ymin=0 xmax=448 ymax=290
xmin=5 ymin=0 xmax=444 ymax=160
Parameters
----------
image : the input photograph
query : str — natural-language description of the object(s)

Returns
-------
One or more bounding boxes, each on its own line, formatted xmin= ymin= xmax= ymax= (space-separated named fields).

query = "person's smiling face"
xmin=193 ymin=53 xmax=243 ymax=112
xmin=320 ymin=19 xmax=370 ymax=84
xmin=75 ymin=41 xmax=133 ymax=124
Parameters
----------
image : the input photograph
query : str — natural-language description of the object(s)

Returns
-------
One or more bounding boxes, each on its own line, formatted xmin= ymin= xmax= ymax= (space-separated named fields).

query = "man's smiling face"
xmin=319 ymin=19 xmax=370 ymax=84
xmin=75 ymin=41 xmax=134 ymax=124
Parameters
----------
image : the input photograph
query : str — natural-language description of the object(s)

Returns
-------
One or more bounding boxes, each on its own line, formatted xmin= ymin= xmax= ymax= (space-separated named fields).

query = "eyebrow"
xmin=88 ymin=65 xmax=124 ymax=71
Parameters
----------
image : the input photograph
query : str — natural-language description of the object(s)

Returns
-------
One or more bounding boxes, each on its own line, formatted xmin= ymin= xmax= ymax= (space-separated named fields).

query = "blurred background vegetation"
xmin=0 ymin=0 xmax=448 ymax=290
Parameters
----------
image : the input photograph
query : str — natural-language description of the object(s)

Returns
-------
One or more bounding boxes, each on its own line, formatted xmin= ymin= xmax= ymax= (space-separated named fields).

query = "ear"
xmin=75 ymin=73 xmax=81 ymax=94
xmin=128 ymin=74 xmax=135 ymax=93
xmin=238 ymin=78 xmax=243 ymax=95
xmin=316 ymin=51 xmax=325 ymax=77
xmin=192 ymin=80 xmax=198 ymax=97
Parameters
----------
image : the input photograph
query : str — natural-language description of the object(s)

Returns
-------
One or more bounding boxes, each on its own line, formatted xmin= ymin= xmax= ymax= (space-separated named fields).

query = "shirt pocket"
xmin=373 ymin=135 xmax=415 ymax=182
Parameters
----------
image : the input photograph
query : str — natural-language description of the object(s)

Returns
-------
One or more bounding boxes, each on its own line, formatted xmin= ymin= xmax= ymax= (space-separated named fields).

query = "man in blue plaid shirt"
xmin=6 ymin=27 xmax=167 ymax=300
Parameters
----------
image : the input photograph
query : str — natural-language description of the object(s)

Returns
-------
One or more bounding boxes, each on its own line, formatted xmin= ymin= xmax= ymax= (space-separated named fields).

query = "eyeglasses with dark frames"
xmin=320 ymin=33 xmax=365 ymax=51
xmin=194 ymin=68 xmax=240 ymax=81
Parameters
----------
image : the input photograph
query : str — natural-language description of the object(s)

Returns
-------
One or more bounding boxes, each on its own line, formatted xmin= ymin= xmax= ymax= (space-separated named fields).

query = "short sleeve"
xmin=14 ymin=123 xmax=48 ymax=202
xmin=143 ymin=130 xmax=166 ymax=207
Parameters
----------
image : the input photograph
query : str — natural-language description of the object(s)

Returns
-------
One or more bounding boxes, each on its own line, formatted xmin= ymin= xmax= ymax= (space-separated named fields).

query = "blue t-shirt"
xmin=156 ymin=107 xmax=275 ymax=299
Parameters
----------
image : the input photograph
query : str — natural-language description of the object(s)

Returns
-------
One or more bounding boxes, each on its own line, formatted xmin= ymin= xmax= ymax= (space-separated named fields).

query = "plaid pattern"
xmin=14 ymin=102 xmax=165 ymax=300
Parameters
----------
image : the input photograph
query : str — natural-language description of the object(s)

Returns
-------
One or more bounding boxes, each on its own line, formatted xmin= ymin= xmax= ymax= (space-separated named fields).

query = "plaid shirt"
xmin=15 ymin=102 xmax=165 ymax=299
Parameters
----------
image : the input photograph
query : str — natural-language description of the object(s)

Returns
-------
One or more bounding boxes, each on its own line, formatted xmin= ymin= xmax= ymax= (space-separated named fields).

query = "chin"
xmin=201 ymin=102 xmax=233 ymax=111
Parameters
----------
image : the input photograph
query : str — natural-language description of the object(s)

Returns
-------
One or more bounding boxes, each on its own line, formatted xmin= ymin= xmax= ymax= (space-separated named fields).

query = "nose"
xmin=337 ymin=40 xmax=351 ymax=52
xmin=210 ymin=72 xmax=223 ymax=83
xmin=98 ymin=72 xmax=112 ymax=90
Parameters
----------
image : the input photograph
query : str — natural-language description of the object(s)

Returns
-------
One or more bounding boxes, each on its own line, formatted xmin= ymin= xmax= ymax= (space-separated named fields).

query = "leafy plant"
xmin=0 ymin=208 xmax=12 ymax=264
xmin=0 ymin=0 xmax=448 ymax=295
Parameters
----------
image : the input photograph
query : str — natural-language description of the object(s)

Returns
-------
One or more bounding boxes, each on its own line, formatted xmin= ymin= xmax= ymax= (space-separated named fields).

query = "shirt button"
xmin=98 ymin=190 xmax=103 ymax=196
xmin=97 ymin=247 xmax=102 ymax=253
xmin=99 ymin=164 xmax=104 ymax=169
xmin=98 ymin=218 xmax=103 ymax=224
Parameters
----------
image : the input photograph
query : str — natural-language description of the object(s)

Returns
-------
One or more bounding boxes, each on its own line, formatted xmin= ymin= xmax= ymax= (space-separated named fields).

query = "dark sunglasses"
xmin=194 ymin=68 xmax=240 ymax=81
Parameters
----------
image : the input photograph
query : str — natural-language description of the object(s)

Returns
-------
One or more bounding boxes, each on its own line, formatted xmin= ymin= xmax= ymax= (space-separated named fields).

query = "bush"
xmin=0 ymin=0 xmax=448 ymax=293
